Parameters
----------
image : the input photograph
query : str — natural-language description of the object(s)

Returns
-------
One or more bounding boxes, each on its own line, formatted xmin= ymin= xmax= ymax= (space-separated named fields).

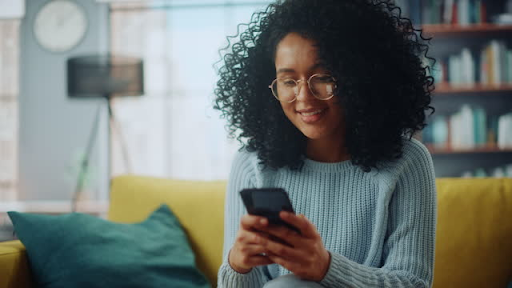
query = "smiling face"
xmin=274 ymin=33 xmax=345 ymax=147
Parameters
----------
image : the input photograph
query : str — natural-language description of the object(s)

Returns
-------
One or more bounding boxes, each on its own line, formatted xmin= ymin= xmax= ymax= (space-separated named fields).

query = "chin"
xmin=299 ymin=128 xmax=328 ymax=140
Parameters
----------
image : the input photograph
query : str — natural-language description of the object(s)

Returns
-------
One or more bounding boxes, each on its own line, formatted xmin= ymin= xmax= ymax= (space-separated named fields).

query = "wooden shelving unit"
xmin=434 ymin=83 xmax=512 ymax=94
xmin=417 ymin=12 xmax=512 ymax=176
xmin=422 ymin=24 xmax=512 ymax=36
xmin=427 ymin=144 xmax=512 ymax=155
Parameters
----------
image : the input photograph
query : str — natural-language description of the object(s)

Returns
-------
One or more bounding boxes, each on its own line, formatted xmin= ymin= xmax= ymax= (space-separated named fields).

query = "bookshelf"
xmin=400 ymin=0 xmax=512 ymax=177
xmin=426 ymin=144 xmax=512 ymax=155
xmin=435 ymin=83 xmax=512 ymax=93
xmin=423 ymin=24 xmax=512 ymax=36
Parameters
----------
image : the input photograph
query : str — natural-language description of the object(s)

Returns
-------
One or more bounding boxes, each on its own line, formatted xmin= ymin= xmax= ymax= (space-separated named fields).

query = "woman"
xmin=214 ymin=0 xmax=436 ymax=287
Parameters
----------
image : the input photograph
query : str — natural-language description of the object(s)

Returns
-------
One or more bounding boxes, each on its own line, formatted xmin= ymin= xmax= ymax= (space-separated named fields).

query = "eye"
xmin=315 ymin=75 xmax=334 ymax=83
xmin=282 ymin=79 xmax=296 ymax=87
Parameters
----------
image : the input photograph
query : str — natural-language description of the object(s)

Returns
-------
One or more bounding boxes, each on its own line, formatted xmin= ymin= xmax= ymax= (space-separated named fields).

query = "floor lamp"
xmin=67 ymin=54 xmax=144 ymax=212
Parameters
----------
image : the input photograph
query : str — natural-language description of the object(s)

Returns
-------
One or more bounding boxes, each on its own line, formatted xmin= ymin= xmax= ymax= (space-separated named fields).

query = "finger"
xmin=240 ymin=214 xmax=268 ymax=231
xmin=237 ymin=230 xmax=268 ymax=245
xmin=236 ymin=246 xmax=275 ymax=269
xmin=238 ymin=243 xmax=270 ymax=257
xmin=261 ymin=236 xmax=303 ymax=260
xmin=267 ymin=254 xmax=301 ymax=273
xmin=260 ymin=225 xmax=301 ymax=246
xmin=248 ymin=255 xmax=274 ymax=267
xmin=280 ymin=212 xmax=318 ymax=239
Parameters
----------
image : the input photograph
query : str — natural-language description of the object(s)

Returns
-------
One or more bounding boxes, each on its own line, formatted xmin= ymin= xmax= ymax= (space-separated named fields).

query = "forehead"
xmin=274 ymin=33 xmax=318 ymax=70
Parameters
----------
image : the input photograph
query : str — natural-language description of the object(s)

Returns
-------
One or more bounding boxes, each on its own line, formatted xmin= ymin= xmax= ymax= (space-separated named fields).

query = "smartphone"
xmin=240 ymin=188 xmax=301 ymax=234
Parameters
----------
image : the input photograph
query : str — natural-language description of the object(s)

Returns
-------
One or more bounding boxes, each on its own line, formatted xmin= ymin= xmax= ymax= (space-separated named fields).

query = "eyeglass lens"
xmin=271 ymin=75 xmax=335 ymax=102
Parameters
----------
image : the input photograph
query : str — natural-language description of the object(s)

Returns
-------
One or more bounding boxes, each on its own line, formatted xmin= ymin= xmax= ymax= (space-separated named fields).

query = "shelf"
xmin=434 ymin=83 xmax=512 ymax=94
xmin=426 ymin=144 xmax=512 ymax=155
xmin=422 ymin=24 xmax=512 ymax=36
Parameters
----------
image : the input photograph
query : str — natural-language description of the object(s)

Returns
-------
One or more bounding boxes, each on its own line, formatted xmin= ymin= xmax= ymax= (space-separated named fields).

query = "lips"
xmin=297 ymin=108 xmax=327 ymax=123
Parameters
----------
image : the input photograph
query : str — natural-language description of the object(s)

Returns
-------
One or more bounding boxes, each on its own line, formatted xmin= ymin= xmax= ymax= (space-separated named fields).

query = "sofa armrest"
xmin=0 ymin=240 xmax=34 ymax=288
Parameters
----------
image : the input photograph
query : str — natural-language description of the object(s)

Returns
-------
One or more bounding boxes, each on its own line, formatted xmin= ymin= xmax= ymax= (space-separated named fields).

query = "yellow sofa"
xmin=1 ymin=176 xmax=511 ymax=288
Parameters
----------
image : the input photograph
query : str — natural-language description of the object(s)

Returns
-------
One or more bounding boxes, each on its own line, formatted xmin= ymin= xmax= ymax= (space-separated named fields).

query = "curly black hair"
xmin=214 ymin=0 xmax=435 ymax=172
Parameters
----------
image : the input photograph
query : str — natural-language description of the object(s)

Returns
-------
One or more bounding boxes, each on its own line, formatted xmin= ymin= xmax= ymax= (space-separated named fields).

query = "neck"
xmin=306 ymin=138 xmax=350 ymax=163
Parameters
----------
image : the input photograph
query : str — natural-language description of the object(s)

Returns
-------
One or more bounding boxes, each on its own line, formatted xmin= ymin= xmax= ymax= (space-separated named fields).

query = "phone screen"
xmin=251 ymin=190 xmax=291 ymax=212
xmin=240 ymin=188 xmax=300 ymax=234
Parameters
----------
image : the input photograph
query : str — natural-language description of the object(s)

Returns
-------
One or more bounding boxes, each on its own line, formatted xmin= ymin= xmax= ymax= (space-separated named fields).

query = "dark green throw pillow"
xmin=8 ymin=204 xmax=210 ymax=288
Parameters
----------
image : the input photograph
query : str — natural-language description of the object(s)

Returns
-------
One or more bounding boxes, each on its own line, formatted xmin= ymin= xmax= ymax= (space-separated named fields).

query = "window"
xmin=109 ymin=1 xmax=272 ymax=180
xmin=0 ymin=20 xmax=20 ymax=201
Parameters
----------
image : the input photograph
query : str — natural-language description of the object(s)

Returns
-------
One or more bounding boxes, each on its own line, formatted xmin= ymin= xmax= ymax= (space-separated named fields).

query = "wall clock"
xmin=34 ymin=0 xmax=88 ymax=53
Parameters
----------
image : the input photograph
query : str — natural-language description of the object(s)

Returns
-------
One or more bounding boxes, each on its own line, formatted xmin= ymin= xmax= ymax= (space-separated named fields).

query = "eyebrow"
xmin=276 ymin=63 xmax=324 ymax=75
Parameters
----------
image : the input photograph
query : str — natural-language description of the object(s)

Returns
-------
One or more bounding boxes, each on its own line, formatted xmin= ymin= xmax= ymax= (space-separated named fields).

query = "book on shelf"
xmin=461 ymin=163 xmax=512 ymax=177
xmin=493 ymin=13 xmax=512 ymax=25
xmin=433 ymin=39 xmax=512 ymax=87
xmin=461 ymin=48 xmax=475 ymax=84
xmin=409 ymin=0 xmax=488 ymax=25
xmin=458 ymin=0 xmax=470 ymax=25
xmin=498 ymin=112 xmax=512 ymax=150
xmin=450 ymin=104 xmax=475 ymax=149
xmin=410 ymin=0 xmax=421 ymax=25
xmin=482 ymin=40 xmax=510 ymax=85
xmin=393 ymin=0 xmax=410 ymax=18
xmin=443 ymin=0 xmax=455 ymax=24
xmin=424 ymin=105 xmax=512 ymax=150
xmin=492 ymin=0 xmax=512 ymax=25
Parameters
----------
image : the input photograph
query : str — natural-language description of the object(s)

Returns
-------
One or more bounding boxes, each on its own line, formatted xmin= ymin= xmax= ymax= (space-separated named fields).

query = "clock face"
xmin=34 ymin=0 xmax=88 ymax=53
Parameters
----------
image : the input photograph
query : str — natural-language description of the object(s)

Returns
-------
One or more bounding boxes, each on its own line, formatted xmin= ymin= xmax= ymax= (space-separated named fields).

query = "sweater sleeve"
xmin=320 ymin=140 xmax=437 ymax=288
xmin=217 ymin=150 xmax=271 ymax=288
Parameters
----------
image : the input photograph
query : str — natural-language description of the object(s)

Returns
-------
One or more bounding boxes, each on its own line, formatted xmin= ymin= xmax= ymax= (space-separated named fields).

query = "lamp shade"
xmin=67 ymin=54 xmax=144 ymax=98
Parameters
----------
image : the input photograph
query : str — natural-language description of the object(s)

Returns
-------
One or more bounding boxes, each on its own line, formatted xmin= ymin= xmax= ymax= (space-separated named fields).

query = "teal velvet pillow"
xmin=8 ymin=204 xmax=210 ymax=288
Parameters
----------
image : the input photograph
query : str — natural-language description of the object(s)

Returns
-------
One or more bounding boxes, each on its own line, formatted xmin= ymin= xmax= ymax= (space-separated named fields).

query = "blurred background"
xmin=0 ymin=0 xmax=511 ymax=241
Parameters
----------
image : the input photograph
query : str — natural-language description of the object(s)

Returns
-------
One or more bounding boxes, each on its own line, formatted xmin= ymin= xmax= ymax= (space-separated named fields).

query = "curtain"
xmin=110 ymin=1 xmax=272 ymax=180
xmin=0 ymin=20 xmax=20 ymax=200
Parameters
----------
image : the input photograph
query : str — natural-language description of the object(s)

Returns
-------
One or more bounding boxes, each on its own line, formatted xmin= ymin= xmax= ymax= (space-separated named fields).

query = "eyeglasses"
xmin=268 ymin=74 xmax=337 ymax=103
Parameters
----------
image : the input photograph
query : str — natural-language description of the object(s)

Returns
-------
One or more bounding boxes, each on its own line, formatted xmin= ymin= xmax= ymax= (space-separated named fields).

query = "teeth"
xmin=301 ymin=109 xmax=324 ymax=116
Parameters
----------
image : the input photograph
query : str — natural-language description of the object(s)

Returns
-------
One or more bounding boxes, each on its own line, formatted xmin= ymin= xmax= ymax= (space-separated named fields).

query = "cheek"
xmin=328 ymin=101 xmax=344 ymax=118
xmin=280 ymin=103 xmax=295 ymax=120
xmin=330 ymin=105 xmax=345 ymax=130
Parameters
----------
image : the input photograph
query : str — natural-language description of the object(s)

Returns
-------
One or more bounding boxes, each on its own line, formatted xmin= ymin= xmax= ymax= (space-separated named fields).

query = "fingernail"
xmin=260 ymin=218 xmax=267 ymax=225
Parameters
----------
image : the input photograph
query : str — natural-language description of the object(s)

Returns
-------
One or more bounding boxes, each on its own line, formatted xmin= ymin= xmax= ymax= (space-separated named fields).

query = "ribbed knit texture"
xmin=217 ymin=138 xmax=437 ymax=288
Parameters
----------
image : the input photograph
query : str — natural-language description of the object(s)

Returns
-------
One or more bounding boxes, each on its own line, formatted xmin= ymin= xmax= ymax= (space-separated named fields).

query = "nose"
xmin=295 ymin=80 xmax=314 ymax=102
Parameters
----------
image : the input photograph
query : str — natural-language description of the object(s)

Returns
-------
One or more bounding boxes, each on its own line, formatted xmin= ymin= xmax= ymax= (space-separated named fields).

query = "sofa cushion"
xmin=434 ymin=178 xmax=512 ymax=288
xmin=109 ymin=176 xmax=226 ymax=286
xmin=8 ymin=204 xmax=210 ymax=288
xmin=0 ymin=240 xmax=33 ymax=288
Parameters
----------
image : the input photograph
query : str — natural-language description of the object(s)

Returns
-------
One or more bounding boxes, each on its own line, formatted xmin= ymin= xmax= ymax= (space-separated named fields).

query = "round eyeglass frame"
xmin=268 ymin=73 xmax=337 ymax=103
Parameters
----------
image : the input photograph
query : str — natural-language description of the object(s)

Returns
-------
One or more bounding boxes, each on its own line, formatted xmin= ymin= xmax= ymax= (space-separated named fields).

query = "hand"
xmin=228 ymin=214 xmax=274 ymax=273
xmin=259 ymin=212 xmax=331 ymax=282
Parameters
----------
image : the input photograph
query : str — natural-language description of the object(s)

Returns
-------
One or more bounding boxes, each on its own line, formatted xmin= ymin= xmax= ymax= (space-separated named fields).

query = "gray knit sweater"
xmin=218 ymin=138 xmax=437 ymax=288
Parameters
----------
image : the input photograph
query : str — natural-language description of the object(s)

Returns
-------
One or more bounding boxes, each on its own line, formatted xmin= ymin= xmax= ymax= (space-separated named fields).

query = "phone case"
xmin=239 ymin=188 xmax=300 ymax=234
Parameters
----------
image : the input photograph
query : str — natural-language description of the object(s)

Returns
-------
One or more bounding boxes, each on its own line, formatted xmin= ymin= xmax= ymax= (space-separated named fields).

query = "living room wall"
xmin=18 ymin=0 xmax=109 ymax=201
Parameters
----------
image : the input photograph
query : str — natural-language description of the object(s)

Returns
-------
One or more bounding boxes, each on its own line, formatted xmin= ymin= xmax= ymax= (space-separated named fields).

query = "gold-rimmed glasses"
xmin=268 ymin=73 xmax=337 ymax=103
